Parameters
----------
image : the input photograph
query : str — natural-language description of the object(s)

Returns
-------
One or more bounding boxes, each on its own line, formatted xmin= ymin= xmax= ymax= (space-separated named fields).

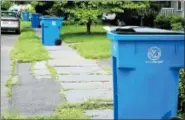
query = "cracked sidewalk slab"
xmin=61 ymin=82 xmax=112 ymax=91
xmin=34 ymin=69 xmax=51 ymax=76
xmin=32 ymin=61 xmax=51 ymax=79
xmin=11 ymin=63 xmax=62 ymax=116
xmin=48 ymin=59 xmax=100 ymax=67
xmin=34 ymin=75 xmax=52 ymax=80
xmin=58 ymin=74 xmax=112 ymax=83
xmin=85 ymin=109 xmax=113 ymax=119
xmin=48 ymin=51 xmax=83 ymax=60
xmin=64 ymin=89 xmax=113 ymax=103
xmin=55 ymin=66 xmax=106 ymax=75
xmin=34 ymin=61 xmax=48 ymax=70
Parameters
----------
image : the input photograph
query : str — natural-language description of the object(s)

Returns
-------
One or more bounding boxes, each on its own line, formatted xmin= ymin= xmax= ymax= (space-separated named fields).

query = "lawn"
xmin=61 ymin=25 xmax=111 ymax=59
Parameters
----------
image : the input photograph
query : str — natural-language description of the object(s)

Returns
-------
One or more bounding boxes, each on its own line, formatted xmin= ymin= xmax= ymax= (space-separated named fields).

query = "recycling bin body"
xmin=31 ymin=13 xmax=41 ymax=28
xmin=22 ymin=12 xmax=30 ymax=21
xmin=107 ymin=27 xmax=184 ymax=119
xmin=41 ymin=17 xmax=64 ymax=46
xmin=29 ymin=12 xmax=32 ymax=21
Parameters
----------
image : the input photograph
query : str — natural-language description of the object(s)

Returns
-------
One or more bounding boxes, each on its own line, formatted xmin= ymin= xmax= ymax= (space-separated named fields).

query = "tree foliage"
xmin=1 ymin=1 xmax=13 ymax=10
xmin=47 ymin=1 xmax=150 ymax=34
xmin=178 ymin=69 xmax=185 ymax=117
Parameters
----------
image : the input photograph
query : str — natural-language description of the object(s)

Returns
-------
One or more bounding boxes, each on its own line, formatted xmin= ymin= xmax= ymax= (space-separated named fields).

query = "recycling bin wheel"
xmin=55 ymin=39 xmax=62 ymax=46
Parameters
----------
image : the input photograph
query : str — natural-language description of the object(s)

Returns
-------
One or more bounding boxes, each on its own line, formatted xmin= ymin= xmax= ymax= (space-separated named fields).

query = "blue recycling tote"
xmin=22 ymin=11 xmax=29 ymax=21
xmin=31 ymin=13 xmax=41 ymax=28
xmin=107 ymin=26 xmax=184 ymax=119
xmin=41 ymin=17 xmax=64 ymax=46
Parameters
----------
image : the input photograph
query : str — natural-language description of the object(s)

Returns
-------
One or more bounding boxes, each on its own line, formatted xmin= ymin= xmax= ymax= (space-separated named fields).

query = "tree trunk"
xmin=86 ymin=18 xmax=92 ymax=34
xmin=140 ymin=16 xmax=144 ymax=26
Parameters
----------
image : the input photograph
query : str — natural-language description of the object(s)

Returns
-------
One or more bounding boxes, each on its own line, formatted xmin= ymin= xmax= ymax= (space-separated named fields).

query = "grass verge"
xmin=61 ymin=25 xmax=111 ymax=59
xmin=10 ymin=21 xmax=49 ymax=62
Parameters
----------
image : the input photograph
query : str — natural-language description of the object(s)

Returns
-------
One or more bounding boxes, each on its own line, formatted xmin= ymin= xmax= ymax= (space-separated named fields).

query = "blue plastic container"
xmin=107 ymin=26 xmax=184 ymax=119
xmin=41 ymin=17 xmax=64 ymax=46
xmin=31 ymin=13 xmax=41 ymax=28
xmin=29 ymin=12 xmax=32 ymax=21
xmin=22 ymin=11 xmax=30 ymax=21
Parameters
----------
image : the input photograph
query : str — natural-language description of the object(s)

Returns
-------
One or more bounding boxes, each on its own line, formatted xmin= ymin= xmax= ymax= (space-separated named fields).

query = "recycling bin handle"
xmin=118 ymin=67 xmax=135 ymax=70
xmin=111 ymin=28 xmax=136 ymax=34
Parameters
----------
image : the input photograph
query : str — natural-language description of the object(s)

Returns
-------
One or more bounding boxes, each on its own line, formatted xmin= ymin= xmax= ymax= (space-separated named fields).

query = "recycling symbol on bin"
xmin=147 ymin=46 xmax=161 ymax=61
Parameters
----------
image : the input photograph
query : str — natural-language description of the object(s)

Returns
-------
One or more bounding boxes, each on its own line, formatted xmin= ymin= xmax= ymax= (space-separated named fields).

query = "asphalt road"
xmin=1 ymin=32 xmax=18 ymax=114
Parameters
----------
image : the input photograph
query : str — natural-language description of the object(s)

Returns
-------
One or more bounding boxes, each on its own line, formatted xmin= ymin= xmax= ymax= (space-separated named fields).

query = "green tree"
xmin=47 ymin=1 xmax=150 ymax=34
xmin=70 ymin=1 xmax=150 ymax=34
xmin=1 ymin=1 xmax=13 ymax=10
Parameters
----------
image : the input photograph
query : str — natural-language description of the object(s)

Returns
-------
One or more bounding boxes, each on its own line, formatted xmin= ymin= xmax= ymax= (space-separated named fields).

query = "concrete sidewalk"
xmin=34 ymin=28 xmax=113 ymax=119
xmin=1 ymin=34 xmax=18 ymax=114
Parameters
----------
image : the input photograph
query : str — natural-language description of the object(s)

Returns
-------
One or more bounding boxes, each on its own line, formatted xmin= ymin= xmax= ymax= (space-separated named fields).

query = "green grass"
xmin=10 ymin=21 xmax=49 ymax=62
xmin=5 ymin=75 xmax=17 ymax=97
xmin=10 ymin=60 xmax=16 ymax=75
xmin=101 ymin=66 xmax=112 ymax=74
xmin=57 ymin=108 xmax=90 ymax=119
xmin=1 ymin=112 xmax=22 ymax=120
xmin=2 ymin=108 xmax=90 ymax=120
xmin=20 ymin=21 xmax=32 ymax=32
xmin=57 ymin=98 xmax=113 ymax=110
xmin=61 ymin=25 xmax=111 ymax=59
xmin=5 ymin=60 xmax=18 ymax=97
xmin=46 ymin=63 xmax=58 ymax=81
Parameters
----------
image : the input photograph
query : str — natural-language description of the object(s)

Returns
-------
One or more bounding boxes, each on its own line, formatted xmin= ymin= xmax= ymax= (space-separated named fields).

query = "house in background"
xmin=160 ymin=0 xmax=185 ymax=17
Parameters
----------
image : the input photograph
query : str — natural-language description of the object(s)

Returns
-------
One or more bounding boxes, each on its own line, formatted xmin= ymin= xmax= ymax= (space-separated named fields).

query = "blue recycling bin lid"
xmin=41 ymin=16 xmax=64 ymax=20
xmin=32 ymin=13 xmax=41 ymax=15
xmin=108 ymin=26 xmax=184 ymax=41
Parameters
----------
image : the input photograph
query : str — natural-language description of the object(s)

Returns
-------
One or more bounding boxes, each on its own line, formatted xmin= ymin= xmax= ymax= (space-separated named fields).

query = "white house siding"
xmin=171 ymin=1 xmax=177 ymax=9
xmin=183 ymin=1 xmax=185 ymax=17
xmin=171 ymin=1 xmax=184 ymax=17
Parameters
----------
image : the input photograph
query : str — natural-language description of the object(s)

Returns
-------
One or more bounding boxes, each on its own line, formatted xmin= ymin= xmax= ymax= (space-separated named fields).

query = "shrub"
xmin=154 ymin=15 xmax=172 ymax=29
xmin=154 ymin=15 xmax=184 ymax=30
xmin=1 ymin=1 xmax=13 ymax=10
xmin=178 ymin=69 xmax=185 ymax=117
xmin=171 ymin=22 xmax=183 ymax=31
xmin=171 ymin=16 xmax=185 ymax=26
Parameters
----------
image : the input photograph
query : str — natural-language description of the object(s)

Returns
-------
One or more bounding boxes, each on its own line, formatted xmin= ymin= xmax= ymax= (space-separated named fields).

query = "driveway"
xmin=1 ymin=32 xmax=18 ymax=113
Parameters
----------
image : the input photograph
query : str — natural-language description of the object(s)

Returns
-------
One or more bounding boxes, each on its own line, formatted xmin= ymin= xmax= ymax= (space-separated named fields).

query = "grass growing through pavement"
xmin=5 ymin=60 xmax=18 ymax=97
xmin=58 ymin=98 xmax=113 ymax=110
xmin=2 ymin=97 xmax=112 ymax=119
xmin=5 ymin=75 xmax=17 ymax=97
xmin=10 ymin=21 xmax=49 ymax=62
xmin=2 ymin=107 xmax=90 ymax=120
xmin=61 ymin=25 xmax=111 ymax=59
xmin=46 ymin=63 xmax=58 ymax=81
xmin=6 ymin=21 xmax=49 ymax=97
xmin=31 ymin=62 xmax=36 ymax=76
